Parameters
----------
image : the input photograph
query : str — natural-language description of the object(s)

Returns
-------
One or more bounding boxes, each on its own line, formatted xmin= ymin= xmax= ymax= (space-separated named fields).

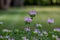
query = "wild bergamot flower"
xmin=47 ymin=18 xmax=54 ymax=24
xmin=24 ymin=17 xmax=32 ymax=24
xmin=29 ymin=11 xmax=37 ymax=19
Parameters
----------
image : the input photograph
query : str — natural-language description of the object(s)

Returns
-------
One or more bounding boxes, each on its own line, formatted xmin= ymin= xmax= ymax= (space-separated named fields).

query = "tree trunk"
xmin=0 ymin=0 xmax=11 ymax=10
xmin=50 ymin=0 xmax=53 ymax=5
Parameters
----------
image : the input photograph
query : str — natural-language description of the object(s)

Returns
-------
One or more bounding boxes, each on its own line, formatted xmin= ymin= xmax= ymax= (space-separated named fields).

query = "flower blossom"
xmin=54 ymin=28 xmax=60 ymax=32
xmin=33 ymin=29 xmax=41 ymax=33
xmin=29 ymin=11 xmax=37 ymax=15
xmin=47 ymin=18 xmax=54 ymax=24
xmin=25 ymin=27 xmax=30 ymax=31
xmin=24 ymin=17 xmax=32 ymax=23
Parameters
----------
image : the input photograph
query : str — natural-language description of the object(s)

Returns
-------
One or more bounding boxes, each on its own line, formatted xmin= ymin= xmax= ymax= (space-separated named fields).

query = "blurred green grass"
xmin=0 ymin=7 xmax=60 ymax=39
xmin=0 ymin=7 xmax=60 ymax=31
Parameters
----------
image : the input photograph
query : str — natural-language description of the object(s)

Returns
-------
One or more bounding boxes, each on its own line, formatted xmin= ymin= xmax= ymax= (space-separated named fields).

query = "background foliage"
xmin=24 ymin=0 xmax=60 ymax=5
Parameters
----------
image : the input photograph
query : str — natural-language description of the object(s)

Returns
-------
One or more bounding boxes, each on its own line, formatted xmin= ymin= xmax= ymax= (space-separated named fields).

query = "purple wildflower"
xmin=54 ymin=28 xmax=60 ymax=32
xmin=24 ymin=17 xmax=32 ymax=23
xmin=25 ymin=27 xmax=30 ymax=31
xmin=0 ymin=35 xmax=3 ymax=38
xmin=56 ymin=38 xmax=60 ymax=40
xmin=11 ymin=38 xmax=15 ymax=40
xmin=29 ymin=11 xmax=37 ymax=19
xmin=47 ymin=18 xmax=54 ymax=24
xmin=29 ymin=11 xmax=37 ymax=15
xmin=33 ymin=29 xmax=41 ymax=33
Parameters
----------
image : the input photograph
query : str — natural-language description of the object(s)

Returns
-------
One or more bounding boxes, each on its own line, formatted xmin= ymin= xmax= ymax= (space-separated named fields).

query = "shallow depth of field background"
xmin=0 ymin=7 xmax=60 ymax=31
xmin=0 ymin=0 xmax=60 ymax=40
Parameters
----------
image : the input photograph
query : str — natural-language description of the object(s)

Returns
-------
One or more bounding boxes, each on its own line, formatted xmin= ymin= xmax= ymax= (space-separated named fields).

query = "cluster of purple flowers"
xmin=25 ymin=27 xmax=30 ymax=31
xmin=24 ymin=10 xmax=37 ymax=24
xmin=23 ymin=10 xmax=60 ymax=40
xmin=54 ymin=28 xmax=60 ymax=32
xmin=29 ymin=11 xmax=37 ymax=19
xmin=24 ymin=17 xmax=32 ymax=23
xmin=47 ymin=18 xmax=54 ymax=24
xmin=29 ymin=11 xmax=37 ymax=15
xmin=24 ymin=11 xmax=55 ymax=25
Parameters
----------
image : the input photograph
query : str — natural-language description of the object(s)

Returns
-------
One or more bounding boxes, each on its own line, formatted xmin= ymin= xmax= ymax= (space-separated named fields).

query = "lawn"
xmin=0 ymin=6 xmax=60 ymax=40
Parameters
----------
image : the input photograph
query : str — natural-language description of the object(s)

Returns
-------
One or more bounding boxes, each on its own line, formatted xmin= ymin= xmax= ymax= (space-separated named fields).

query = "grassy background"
xmin=0 ymin=6 xmax=60 ymax=38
